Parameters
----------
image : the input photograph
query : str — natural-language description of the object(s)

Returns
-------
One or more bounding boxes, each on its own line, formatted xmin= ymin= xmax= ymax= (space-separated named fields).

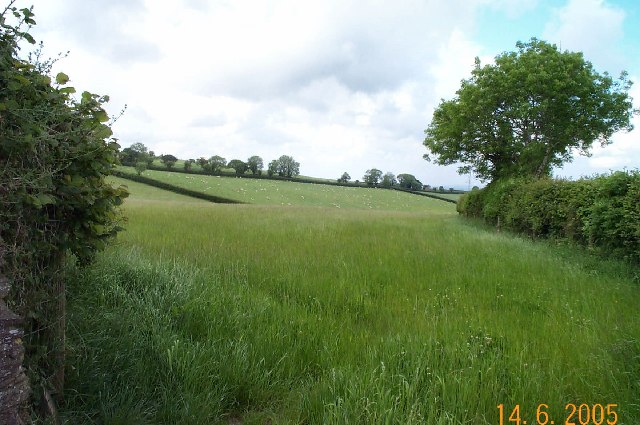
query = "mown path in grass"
xmin=63 ymin=181 xmax=640 ymax=424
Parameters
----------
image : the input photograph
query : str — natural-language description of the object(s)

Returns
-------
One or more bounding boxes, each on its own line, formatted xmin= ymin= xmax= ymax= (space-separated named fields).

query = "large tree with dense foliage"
xmin=119 ymin=142 xmax=150 ymax=166
xmin=227 ymin=159 xmax=248 ymax=175
xmin=381 ymin=172 xmax=397 ymax=188
xmin=363 ymin=168 xmax=383 ymax=186
xmin=209 ymin=155 xmax=227 ymax=173
xmin=247 ymin=155 xmax=264 ymax=175
xmin=397 ymin=173 xmax=422 ymax=190
xmin=274 ymin=155 xmax=300 ymax=178
xmin=423 ymin=38 xmax=636 ymax=182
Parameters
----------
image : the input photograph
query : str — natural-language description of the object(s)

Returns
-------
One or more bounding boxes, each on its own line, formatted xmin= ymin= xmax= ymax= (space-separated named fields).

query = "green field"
xmin=422 ymin=191 xmax=463 ymax=202
xmin=108 ymin=176 xmax=208 ymax=204
xmin=119 ymin=167 xmax=456 ymax=211
xmin=63 ymin=177 xmax=640 ymax=424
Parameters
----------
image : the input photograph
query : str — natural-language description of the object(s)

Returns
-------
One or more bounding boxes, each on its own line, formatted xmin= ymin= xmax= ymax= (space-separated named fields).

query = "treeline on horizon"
xmin=118 ymin=142 xmax=464 ymax=193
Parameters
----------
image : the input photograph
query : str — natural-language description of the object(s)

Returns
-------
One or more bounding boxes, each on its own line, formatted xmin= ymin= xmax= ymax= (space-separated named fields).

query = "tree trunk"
xmin=536 ymin=144 xmax=553 ymax=178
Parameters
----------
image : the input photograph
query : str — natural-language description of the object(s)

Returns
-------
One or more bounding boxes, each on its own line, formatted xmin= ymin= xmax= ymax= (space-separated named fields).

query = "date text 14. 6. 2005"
xmin=497 ymin=403 xmax=619 ymax=425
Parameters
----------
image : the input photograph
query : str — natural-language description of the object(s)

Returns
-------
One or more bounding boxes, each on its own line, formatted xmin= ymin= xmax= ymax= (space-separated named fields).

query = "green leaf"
xmin=7 ymin=80 xmax=22 ymax=90
xmin=94 ymin=125 xmax=113 ymax=139
xmin=60 ymin=87 xmax=76 ymax=95
xmin=94 ymin=110 xmax=109 ymax=122
xmin=56 ymin=72 xmax=69 ymax=85
xmin=22 ymin=32 xmax=35 ymax=44
xmin=37 ymin=194 xmax=56 ymax=206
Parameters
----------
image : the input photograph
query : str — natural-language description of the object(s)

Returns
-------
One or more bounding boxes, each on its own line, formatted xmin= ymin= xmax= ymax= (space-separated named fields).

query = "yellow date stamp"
xmin=497 ymin=403 xmax=619 ymax=425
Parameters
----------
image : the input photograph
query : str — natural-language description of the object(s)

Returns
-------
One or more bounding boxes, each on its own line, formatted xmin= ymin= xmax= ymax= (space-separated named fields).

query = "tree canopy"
xmin=337 ymin=172 xmax=351 ymax=183
xmin=397 ymin=173 xmax=422 ymax=190
xmin=274 ymin=155 xmax=300 ymax=178
xmin=423 ymin=38 xmax=636 ymax=182
xmin=363 ymin=168 xmax=383 ymax=186
xmin=381 ymin=172 xmax=397 ymax=188
xmin=120 ymin=142 xmax=150 ymax=166
xmin=209 ymin=155 xmax=227 ymax=172
xmin=160 ymin=154 xmax=177 ymax=168
xmin=247 ymin=155 xmax=264 ymax=175
xmin=227 ymin=159 xmax=248 ymax=175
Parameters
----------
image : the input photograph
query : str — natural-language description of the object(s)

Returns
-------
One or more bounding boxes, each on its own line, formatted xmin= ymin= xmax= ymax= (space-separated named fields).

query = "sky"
xmin=19 ymin=0 xmax=640 ymax=188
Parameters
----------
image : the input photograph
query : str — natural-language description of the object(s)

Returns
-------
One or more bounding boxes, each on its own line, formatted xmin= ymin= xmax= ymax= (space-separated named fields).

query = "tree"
xmin=146 ymin=150 xmax=156 ymax=166
xmin=397 ymin=173 xmax=423 ymax=190
xmin=160 ymin=154 xmax=177 ymax=169
xmin=135 ymin=161 xmax=147 ymax=175
xmin=227 ymin=159 xmax=248 ymax=175
xmin=423 ymin=38 xmax=636 ymax=182
xmin=195 ymin=157 xmax=210 ymax=172
xmin=275 ymin=155 xmax=300 ymax=178
xmin=381 ymin=172 xmax=397 ymax=188
xmin=363 ymin=168 xmax=383 ymax=186
xmin=267 ymin=160 xmax=277 ymax=177
xmin=337 ymin=172 xmax=351 ymax=183
xmin=184 ymin=158 xmax=195 ymax=171
xmin=209 ymin=155 xmax=227 ymax=173
xmin=120 ymin=142 xmax=150 ymax=166
xmin=247 ymin=155 xmax=264 ymax=175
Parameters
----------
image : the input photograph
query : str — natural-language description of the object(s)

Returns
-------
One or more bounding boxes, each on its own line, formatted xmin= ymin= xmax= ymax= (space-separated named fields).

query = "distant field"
xmin=422 ymin=191 xmax=462 ymax=201
xmin=108 ymin=176 xmax=208 ymax=204
xmin=119 ymin=166 xmax=455 ymax=212
xmin=63 ymin=174 xmax=640 ymax=424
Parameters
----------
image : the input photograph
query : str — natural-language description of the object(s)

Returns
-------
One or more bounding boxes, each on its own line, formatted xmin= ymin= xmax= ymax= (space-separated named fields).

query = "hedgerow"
xmin=0 ymin=4 xmax=127 ymax=411
xmin=457 ymin=171 xmax=640 ymax=264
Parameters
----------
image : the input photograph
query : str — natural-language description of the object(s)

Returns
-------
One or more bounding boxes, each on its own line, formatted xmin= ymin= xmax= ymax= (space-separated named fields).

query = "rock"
xmin=0 ymin=278 xmax=31 ymax=425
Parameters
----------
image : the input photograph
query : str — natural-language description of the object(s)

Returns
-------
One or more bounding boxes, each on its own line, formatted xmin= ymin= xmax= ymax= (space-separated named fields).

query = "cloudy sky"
xmin=23 ymin=0 xmax=640 ymax=187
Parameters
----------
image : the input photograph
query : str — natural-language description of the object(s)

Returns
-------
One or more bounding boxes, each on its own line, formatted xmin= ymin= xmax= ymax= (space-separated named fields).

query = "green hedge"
xmin=113 ymin=171 xmax=243 ymax=204
xmin=458 ymin=171 xmax=640 ymax=264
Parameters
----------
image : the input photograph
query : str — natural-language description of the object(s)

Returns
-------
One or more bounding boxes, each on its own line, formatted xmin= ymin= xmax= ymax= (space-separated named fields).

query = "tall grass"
xmin=62 ymin=188 xmax=640 ymax=424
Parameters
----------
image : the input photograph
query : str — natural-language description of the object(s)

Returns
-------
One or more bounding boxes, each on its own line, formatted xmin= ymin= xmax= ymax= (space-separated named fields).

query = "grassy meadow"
xmin=122 ymin=166 xmax=461 ymax=208
xmin=62 ymin=176 xmax=640 ymax=424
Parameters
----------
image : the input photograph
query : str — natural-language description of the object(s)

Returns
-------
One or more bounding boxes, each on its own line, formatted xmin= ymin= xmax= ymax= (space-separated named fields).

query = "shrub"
xmin=0 ymin=5 xmax=127 ymax=404
xmin=457 ymin=171 xmax=640 ymax=263
xmin=135 ymin=161 xmax=148 ymax=175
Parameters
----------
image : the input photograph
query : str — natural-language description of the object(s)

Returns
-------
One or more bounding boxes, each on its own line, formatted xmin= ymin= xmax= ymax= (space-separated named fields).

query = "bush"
xmin=584 ymin=171 xmax=640 ymax=261
xmin=457 ymin=171 xmax=640 ymax=264
xmin=0 ymin=5 xmax=127 ymax=405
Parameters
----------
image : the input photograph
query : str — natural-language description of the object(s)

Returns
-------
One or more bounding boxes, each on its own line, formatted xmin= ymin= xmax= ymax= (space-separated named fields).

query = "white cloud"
xmin=429 ymin=29 xmax=486 ymax=102
xmin=479 ymin=0 xmax=539 ymax=18
xmin=543 ymin=0 xmax=626 ymax=72
xmin=17 ymin=0 xmax=639 ymax=189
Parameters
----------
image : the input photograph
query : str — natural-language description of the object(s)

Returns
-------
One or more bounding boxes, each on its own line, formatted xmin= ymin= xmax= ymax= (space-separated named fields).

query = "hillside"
xmin=116 ymin=167 xmax=457 ymax=211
